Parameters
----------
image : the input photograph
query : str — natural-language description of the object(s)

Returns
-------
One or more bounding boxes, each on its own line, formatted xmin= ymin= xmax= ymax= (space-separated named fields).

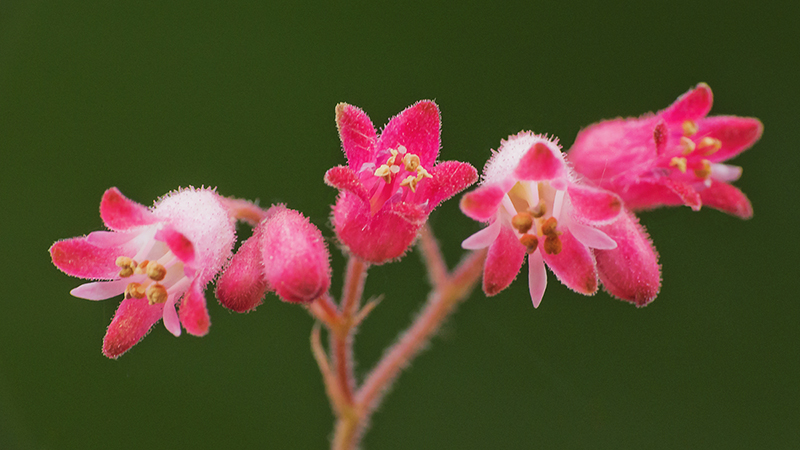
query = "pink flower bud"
xmin=261 ymin=206 xmax=331 ymax=303
xmin=217 ymin=205 xmax=331 ymax=307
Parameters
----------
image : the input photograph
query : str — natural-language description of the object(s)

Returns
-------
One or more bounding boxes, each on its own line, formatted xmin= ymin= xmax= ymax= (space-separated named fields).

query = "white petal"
xmin=162 ymin=293 xmax=182 ymax=337
xmin=461 ymin=220 xmax=502 ymax=250
xmin=85 ymin=230 xmax=137 ymax=248
xmin=528 ymin=252 xmax=548 ymax=308
xmin=70 ymin=279 xmax=129 ymax=300
xmin=570 ymin=222 xmax=617 ymax=250
xmin=711 ymin=164 xmax=742 ymax=182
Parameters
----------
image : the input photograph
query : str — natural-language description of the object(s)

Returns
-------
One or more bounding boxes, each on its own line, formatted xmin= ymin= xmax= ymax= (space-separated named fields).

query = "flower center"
xmin=368 ymin=145 xmax=432 ymax=214
xmin=115 ymin=248 xmax=187 ymax=305
xmin=504 ymin=181 xmax=564 ymax=255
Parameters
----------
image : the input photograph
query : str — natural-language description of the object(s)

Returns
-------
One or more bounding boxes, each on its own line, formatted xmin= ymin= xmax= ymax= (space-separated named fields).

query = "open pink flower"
xmin=460 ymin=132 xmax=659 ymax=307
xmin=325 ymin=100 xmax=477 ymax=264
xmin=50 ymin=187 xmax=236 ymax=358
xmin=216 ymin=205 xmax=331 ymax=311
xmin=568 ymin=83 xmax=763 ymax=218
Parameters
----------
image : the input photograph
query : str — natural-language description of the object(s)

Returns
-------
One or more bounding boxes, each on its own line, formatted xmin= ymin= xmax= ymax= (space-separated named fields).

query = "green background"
xmin=1 ymin=1 xmax=797 ymax=449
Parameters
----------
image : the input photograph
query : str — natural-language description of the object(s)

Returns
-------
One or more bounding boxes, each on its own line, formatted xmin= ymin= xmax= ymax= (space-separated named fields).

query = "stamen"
xmin=403 ymin=153 xmax=420 ymax=172
xmin=670 ymin=157 xmax=688 ymax=173
xmin=694 ymin=159 xmax=712 ymax=179
xmin=697 ymin=136 xmax=722 ymax=155
xmin=543 ymin=235 xmax=562 ymax=255
xmin=530 ymin=200 xmax=547 ymax=218
xmin=541 ymin=217 xmax=559 ymax=236
xmin=146 ymin=284 xmax=168 ymax=305
xmin=146 ymin=262 xmax=167 ymax=282
xmin=680 ymin=136 xmax=696 ymax=155
xmin=519 ymin=234 xmax=539 ymax=254
xmin=512 ymin=212 xmax=534 ymax=234
xmin=115 ymin=256 xmax=137 ymax=278
xmin=399 ymin=175 xmax=418 ymax=192
xmin=374 ymin=165 xmax=393 ymax=183
xmin=125 ymin=282 xmax=146 ymax=299
xmin=682 ymin=120 xmax=698 ymax=136
xmin=386 ymin=148 xmax=400 ymax=166
xmin=134 ymin=260 xmax=150 ymax=275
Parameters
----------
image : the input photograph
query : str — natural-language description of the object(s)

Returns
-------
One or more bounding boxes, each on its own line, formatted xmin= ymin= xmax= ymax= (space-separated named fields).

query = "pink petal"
xmin=163 ymin=292 xmax=182 ymax=337
xmin=660 ymin=83 xmax=713 ymax=123
xmin=376 ymin=100 xmax=441 ymax=170
xmin=335 ymin=103 xmax=377 ymax=172
xmin=178 ymin=279 xmax=210 ymax=336
xmin=513 ymin=141 xmax=567 ymax=182
xmin=261 ymin=207 xmax=332 ymax=303
xmin=100 ymin=187 xmax=159 ymax=231
xmin=482 ymin=226 xmax=526 ymax=296
xmin=653 ymin=120 xmax=668 ymax=155
xmin=155 ymin=227 xmax=196 ymax=266
xmin=414 ymin=160 xmax=478 ymax=212
xmin=216 ymin=231 xmax=269 ymax=313
xmin=70 ymin=279 xmax=129 ymax=300
xmin=323 ymin=165 xmax=369 ymax=202
xmin=699 ymin=181 xmax=753 ymax=219
xmin=664 ymin=179 xmax=702 ymax=211
xmin=594 ymin=211 xmax=661 ymax=306
xmin=569 ymin=221 xmax=617 ymax=250
xmin=540 ymin=230 xmax=598 ymax=296
xmin=567 ymin=184 xmax=623 ymax=225
xmin=528 ymin=251 xmax=547 ymax=308
xmin=50 ymin=237 xmax=130 ymax=279
xmin=462 ymin=220 xmax=502 ymax=250
xmin=332 ymin=191 xmax=426 ymax=264
xmin=102 ymin=296 xmax=164 ymax=359
xmin=459 ymin=183 xmax=506 ymax=222
xmin=696 ymin=116 xmax=763 ymax=163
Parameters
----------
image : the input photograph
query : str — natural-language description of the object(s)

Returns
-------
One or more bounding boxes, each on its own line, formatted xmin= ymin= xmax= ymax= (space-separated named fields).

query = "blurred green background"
xmin=1 ymin=1 xmax=797 ymax=449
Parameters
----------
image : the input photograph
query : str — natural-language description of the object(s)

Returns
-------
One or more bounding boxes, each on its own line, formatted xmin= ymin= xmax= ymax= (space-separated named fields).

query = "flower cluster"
xmin=50 ymin=88 xmax=760 ymax=359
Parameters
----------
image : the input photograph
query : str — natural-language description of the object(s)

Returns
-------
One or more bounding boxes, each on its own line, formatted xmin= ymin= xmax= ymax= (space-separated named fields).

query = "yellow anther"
xmin=146 ymin=262 xmax=167 ymax=282
xmin=694 ymin=159 xmax=712 ymax=179
xmin=146 ymin=284 xmax=168 ymax=305
xmin=125 ymin=282 xmax=146 ymax=299
xmin=512 ymin=212 xmax=534 ymax=234
xmin=541 ymin=217 xmax=559 ymax=236
xmin=403 ymin=153 xmax=421 ymax=172
xmin=543 ymin=235 xmax=562 ymax=255
xmin=519 ymin=234 xmax=539 ymax=254
xmin=530 ymin=200 xmax=547 ymax=218
xmin=416 ymin=166 xmax=432 ymax=179
xmin=399 ymin=175 xmax=419 ymax=192
xmin=134 ymin=260 xmax=150 ymax=275
xmin=680 ymin=136 xmax=696 ymax=155
xmin=670 ymin=157 xmax=688 ymax=173
xmin=374 ymin=164 xmax=393 ymax=183
xmin=682 ymin=120 xmax=698 ymax=136
xmin=115 ymin=256 xmax=137 ymax=278
xmin=697 ymin=136 xmax=722 ymax=155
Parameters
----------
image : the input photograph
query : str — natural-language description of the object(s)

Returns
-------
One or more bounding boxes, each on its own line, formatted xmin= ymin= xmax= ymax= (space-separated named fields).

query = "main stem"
xmin=328 ymin=226 xmax=486 ymax=450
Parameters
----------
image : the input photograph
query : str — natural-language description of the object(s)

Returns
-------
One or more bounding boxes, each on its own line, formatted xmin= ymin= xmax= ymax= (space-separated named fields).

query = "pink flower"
xmin=50 ymin=187 xmax=236 ymax=358
xmin=325 ymin=100 xmax=478 ymax=264
xmin=216 ymin=205 xmax=331 ymax=311
xmin=567 ymin=83 xmax=763 ymax=218
xmin=460 ymin=132 xmax=660 ymax=307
